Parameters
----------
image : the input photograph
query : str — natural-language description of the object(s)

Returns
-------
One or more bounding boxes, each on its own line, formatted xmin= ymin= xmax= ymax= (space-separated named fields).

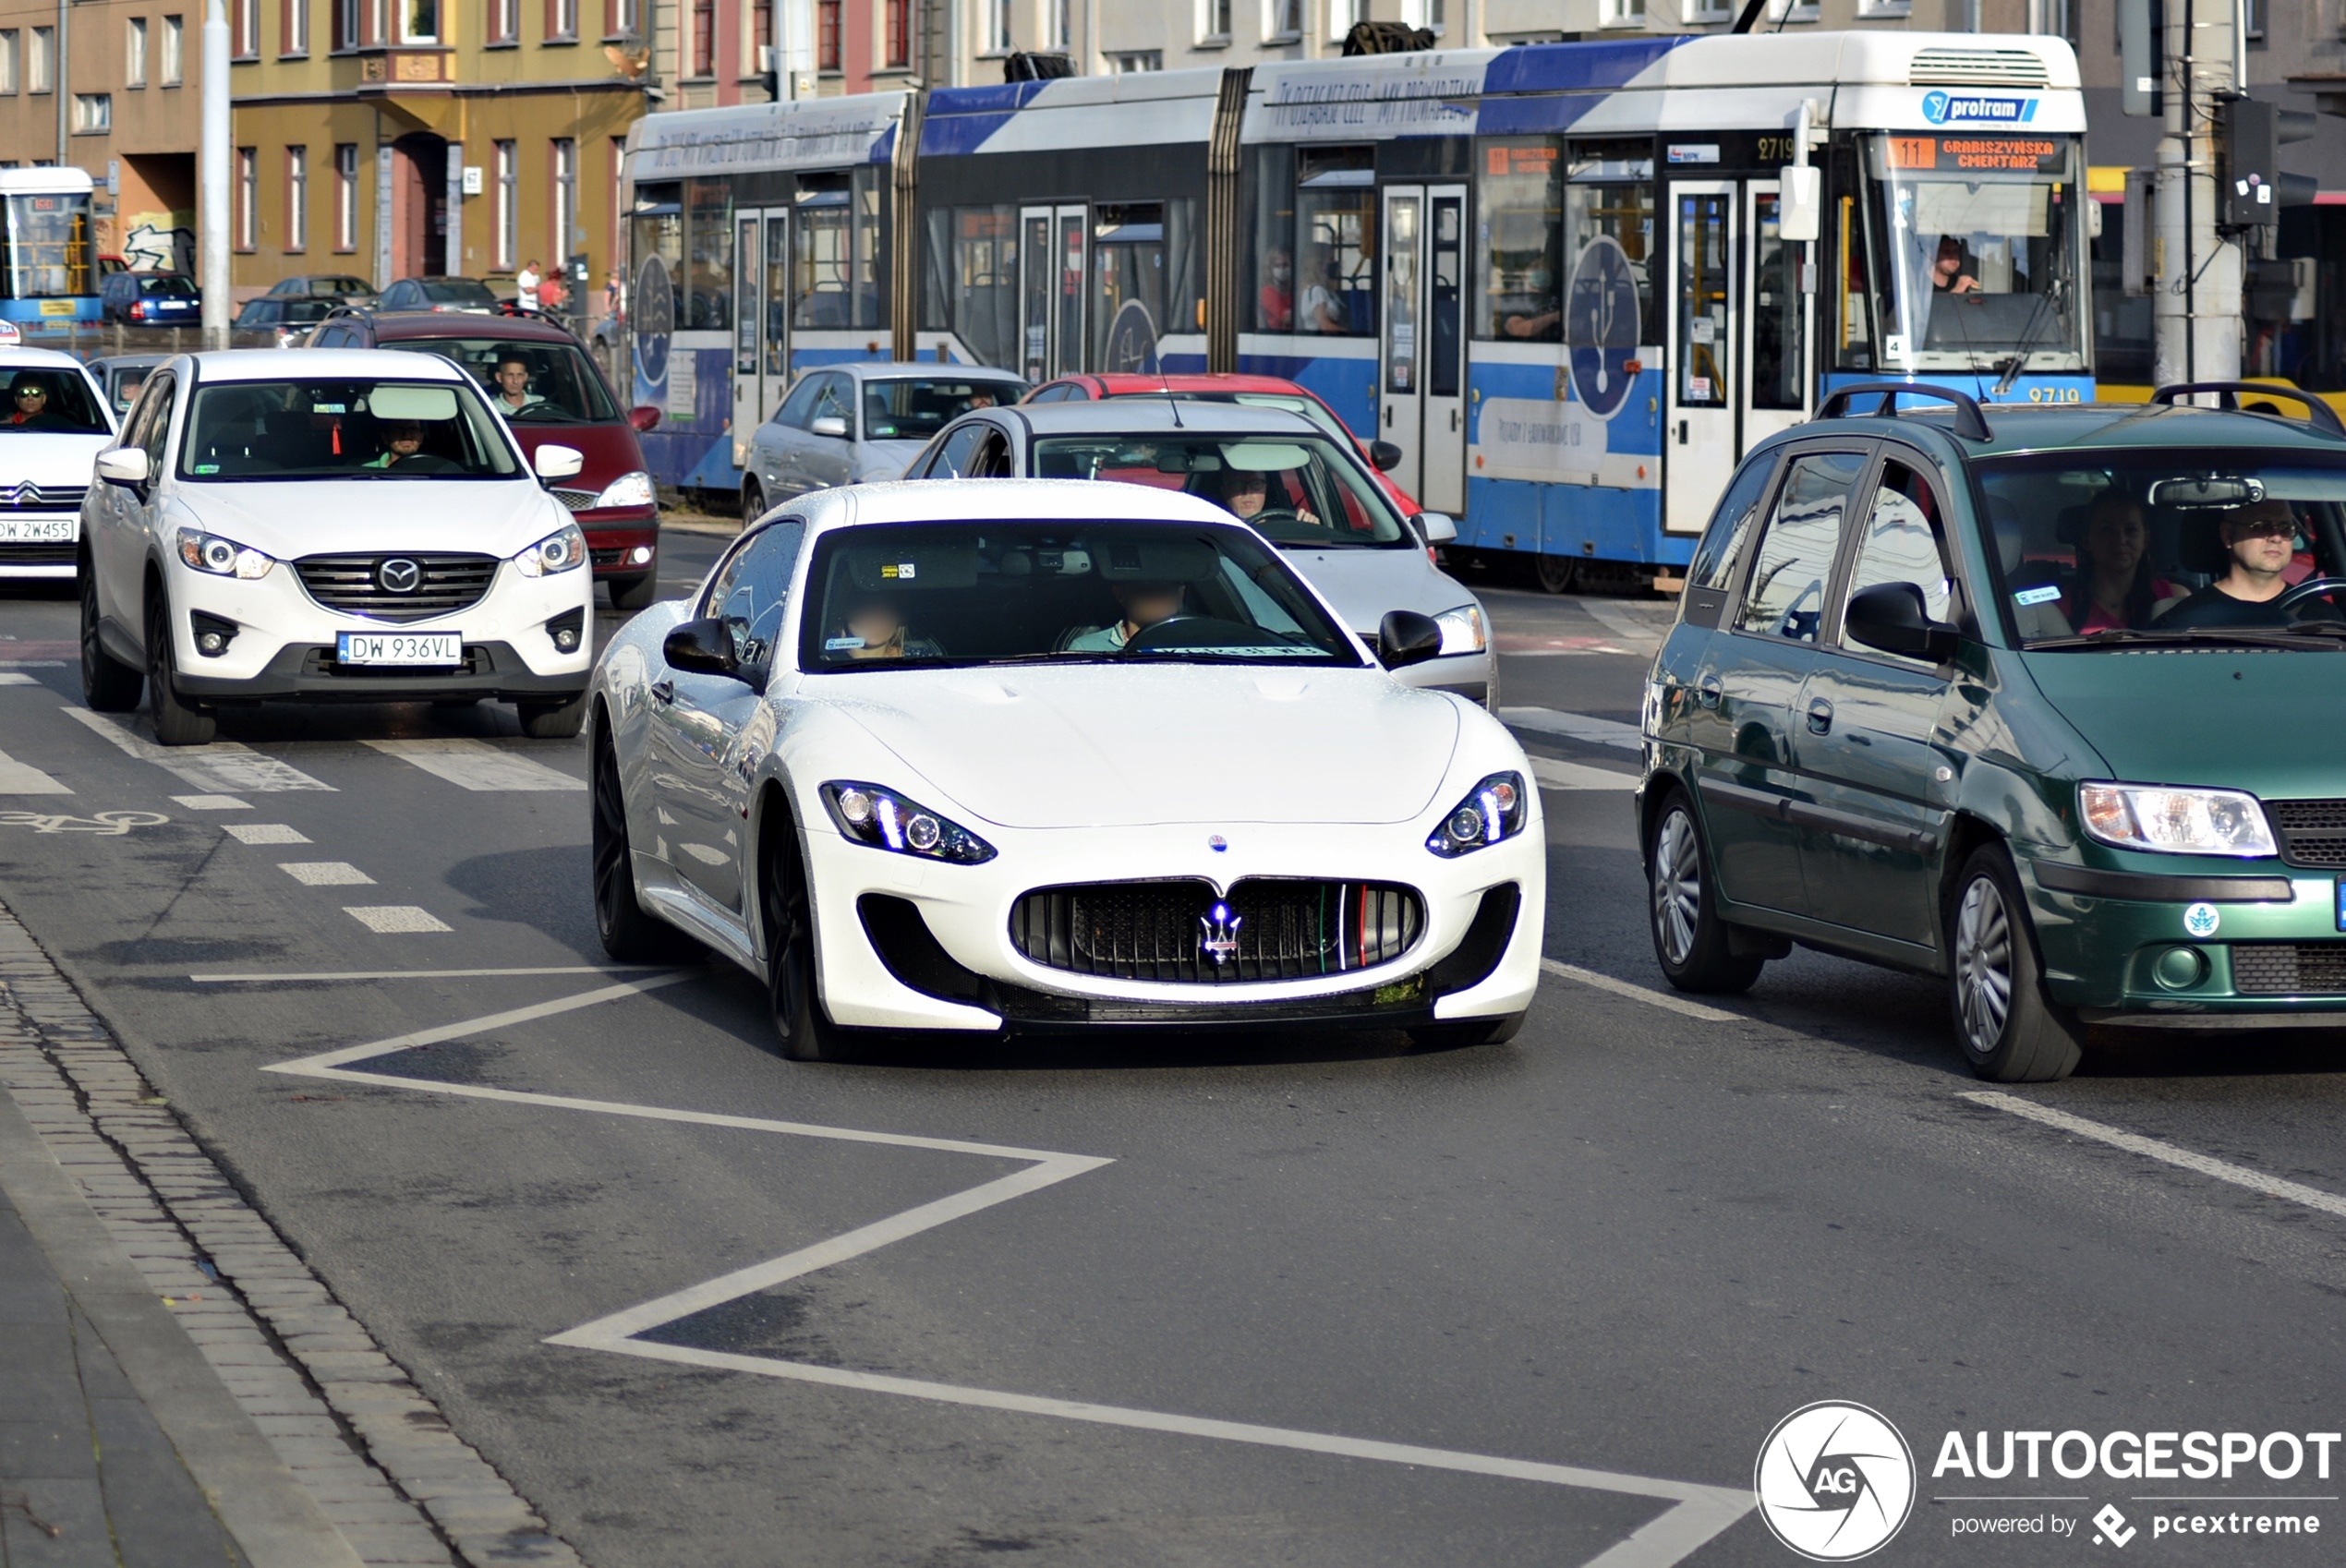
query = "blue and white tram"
xmin=628 ymin=30 xmax=2090 ymax=581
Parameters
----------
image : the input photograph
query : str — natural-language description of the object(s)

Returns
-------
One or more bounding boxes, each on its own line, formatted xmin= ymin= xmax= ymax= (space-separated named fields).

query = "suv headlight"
xmin=591 ymin=469 xmax=655 ymax=509
xmin=175 ymin=528 xmax=274 ymax=580
xmin=512 ymin=522 xmax=587 ymax=577
xmin=2078 ymin=782 xmax=2278 ymax=858
xmin=1433 ymin=603 xmax=1486 ymax=656
xmin=820 ymin=781 xmax=997 ymax=864
xmin=1426 ymin=771 xmax=1527 ymax=857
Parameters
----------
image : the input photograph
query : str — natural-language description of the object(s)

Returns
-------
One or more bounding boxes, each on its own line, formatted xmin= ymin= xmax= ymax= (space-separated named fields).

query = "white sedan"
xmin=588 ymin=479 xmax=1545 ymax=1061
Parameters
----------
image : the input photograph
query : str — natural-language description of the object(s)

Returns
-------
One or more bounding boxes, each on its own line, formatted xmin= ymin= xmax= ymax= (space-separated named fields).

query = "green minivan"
xmin=1638 ymin=383 xmax=2346 ymax=1081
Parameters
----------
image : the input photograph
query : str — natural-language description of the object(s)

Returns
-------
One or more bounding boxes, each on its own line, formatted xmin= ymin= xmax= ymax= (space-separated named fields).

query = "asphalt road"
xmin=5 ymin=548 xmax=2346 ymax=1568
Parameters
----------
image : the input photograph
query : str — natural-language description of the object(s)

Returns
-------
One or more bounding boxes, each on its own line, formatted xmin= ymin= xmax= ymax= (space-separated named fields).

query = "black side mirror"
xmin=1369 ymin=440 xmax=1404 ymax=473
xmin=1378 ymin=609 xmax=1445 ymax=670
xmin=1844 ymin=582 xmax=1959 ymax=663
xmin=663 ymin=617 xmax=743 ymax=679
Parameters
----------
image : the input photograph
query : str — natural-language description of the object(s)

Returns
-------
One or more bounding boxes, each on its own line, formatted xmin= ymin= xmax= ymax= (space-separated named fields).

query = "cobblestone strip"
xmin=0 ymin=903 xmax=587 ymax=1568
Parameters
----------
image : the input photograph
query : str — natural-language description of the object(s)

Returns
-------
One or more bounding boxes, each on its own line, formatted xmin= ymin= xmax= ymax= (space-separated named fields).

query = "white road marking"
xmin=257 ymin=976 xmax=1755 ymax=1564
xmin=1540 ymin=959 xmax=1742 ymax=1024
xmin=0 ymin=659 xmax=66 ymax=669
xmin=279 ymin=862 xmax=376 ymax=887
xmin=1502 ymin=706 xmax=1647 ymax=753
xmin=362 ymin=738 xmax=586 ymax=792
xmin=192 ymin=965 xmax=676 ymax=983
xmin=0 ymin=745 xmax=72 ymax=794
xmin=0 ymin=671 xmax=39 ymax=685
xmin=1965 ymin=1092 xmax=2346 ymax=1221
xmin=1578 ymin=599 xmax=1670 ymax=652
xmin=172 ymin=794 xmax=252 ymax=811
xmin=224 ymin=823 xmax=311 ymax=845
xmin=62 ymin=707 xmax=335 ymax=793
xmin=344 ymin=906 xmax=452 ymax=934
xmin=1531 ymin=756 xmax=1639 ymax=792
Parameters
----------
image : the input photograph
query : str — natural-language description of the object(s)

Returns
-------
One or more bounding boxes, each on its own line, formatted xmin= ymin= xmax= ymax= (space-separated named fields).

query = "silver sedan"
xmin=741 ymin=364 xmax=1027 ymax=516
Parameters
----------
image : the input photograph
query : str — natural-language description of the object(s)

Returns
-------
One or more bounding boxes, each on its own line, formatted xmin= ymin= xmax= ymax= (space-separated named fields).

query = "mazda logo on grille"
xmin=377 ymin=559 xmax=422 ymax=594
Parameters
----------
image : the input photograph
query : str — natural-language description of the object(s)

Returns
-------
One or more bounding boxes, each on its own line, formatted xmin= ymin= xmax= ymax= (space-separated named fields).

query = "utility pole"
xmin=200 ymin=0 xmax=230 ymax=349
xmin=2148 ymin=0 xmax=2241 ymax=392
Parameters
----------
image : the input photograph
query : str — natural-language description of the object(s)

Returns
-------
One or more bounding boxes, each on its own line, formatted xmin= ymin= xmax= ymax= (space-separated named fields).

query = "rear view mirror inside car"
xmin=367 ymin=385 xmax=461 ymax=422
xmin=2150 ymin=475 xmax=2264 ymax=509
xmin=1224 ymin=443 xmax=1312 ymax=472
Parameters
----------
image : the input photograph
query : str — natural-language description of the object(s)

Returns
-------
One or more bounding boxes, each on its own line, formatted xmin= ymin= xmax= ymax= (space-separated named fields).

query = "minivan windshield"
xmin=176 ymin=379 xmax=522 ymax=480
xmin=1030 ymin=432 xmax=1407 ymax=549
xmin=798 ymin=522 xmax=1365 ymax=671
xmin=378 ymin=337 xmax=621 ymax=424
xmin=1980 ymin=452 xmax=2346 ymax=646
xmin=0 ymin=366 xmax=109 ymax=434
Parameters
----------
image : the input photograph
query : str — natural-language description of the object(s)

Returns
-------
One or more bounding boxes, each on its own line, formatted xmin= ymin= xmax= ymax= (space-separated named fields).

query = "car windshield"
xmin=1981 ymin=451 xmax=2346 ymax=647
xmin=863 ymin=379 xmax=1023 ymax=441
xmin=379 ymin=337 xmax=621 ymax=423
xmin=103 ymin=366 xmax=153 ymax=413
xmin=1029 ymin=433 xmax=1407 ymax=549
xmin=139 ymin=275 xmax=197 ymax=298
xmin=1113 ymin=390 xmax=1356 ymax=446
xmin=0 ymin=366 xmax=108 ymax=434
xmin=421 ymin=280 xmax=497 ymax=305
xmin=175 ymin=378 xmax=522 ymax=480
xmin=799 ymin=521 xmax=1365 ymax=670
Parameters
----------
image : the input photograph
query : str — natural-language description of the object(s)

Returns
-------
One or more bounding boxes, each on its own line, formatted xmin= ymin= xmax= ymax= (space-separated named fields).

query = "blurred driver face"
xmin=1113 ymin=581 xmax=1184 ymax=627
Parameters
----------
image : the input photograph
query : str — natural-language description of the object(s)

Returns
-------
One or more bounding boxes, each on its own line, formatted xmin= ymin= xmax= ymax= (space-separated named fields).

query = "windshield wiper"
xmin=2029 ymin=625 xmax=2346 ymax=652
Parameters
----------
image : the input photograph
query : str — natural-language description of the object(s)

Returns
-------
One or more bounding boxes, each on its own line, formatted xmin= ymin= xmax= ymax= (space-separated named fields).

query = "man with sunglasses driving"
xmin=2155 ymin=499 xmax=2331 ymax=629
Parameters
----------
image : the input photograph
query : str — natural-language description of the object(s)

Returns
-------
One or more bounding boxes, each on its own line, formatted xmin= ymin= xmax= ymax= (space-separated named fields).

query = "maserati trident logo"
xmin=377 ymin=558 xmax=422 ymax=594
xmin=1198 ymin=901 xmax=1243 ymax=966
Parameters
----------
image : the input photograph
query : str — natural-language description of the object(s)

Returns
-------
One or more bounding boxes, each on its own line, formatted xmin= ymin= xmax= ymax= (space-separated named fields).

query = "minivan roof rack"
xmin=1815 ymin=381 xmax=1993 ymax=442
xmin=2147 ymin=380 xmax=2346 ymax=439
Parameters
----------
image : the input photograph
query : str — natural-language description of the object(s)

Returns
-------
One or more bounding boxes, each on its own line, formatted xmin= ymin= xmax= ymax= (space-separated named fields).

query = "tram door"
xmin=1665 ymin=182 xmax=1737 ymax=537
xmin=1378 ymin=184 xmax=1467 ymax=513
xmin=1020 ymin=203 xmax=1087 ymax=381
xmin=1741 ymin=180 xmax=1812 ymax=452
xmin=732 ymin=208 xmax=792 ymax=464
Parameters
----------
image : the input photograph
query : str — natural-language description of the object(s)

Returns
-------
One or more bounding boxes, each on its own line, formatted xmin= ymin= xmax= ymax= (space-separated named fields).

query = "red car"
xmin=304 ymin=308 xmax=663 ymax=609
xmin=1024 ymin=372 xmax=1422 ymax=516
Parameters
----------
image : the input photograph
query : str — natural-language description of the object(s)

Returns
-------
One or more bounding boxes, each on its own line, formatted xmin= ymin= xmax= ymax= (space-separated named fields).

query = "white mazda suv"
xmin=78 ymin=349 xmax=596 ymax=743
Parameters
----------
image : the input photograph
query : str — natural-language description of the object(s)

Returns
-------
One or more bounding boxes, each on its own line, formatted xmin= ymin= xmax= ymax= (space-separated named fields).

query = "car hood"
xmin=2021 ymin=650 xmax=2346 ymax=798
xmin=1276 ymin=545 xmax=1471 ymax=634
xmin=814 ymin=664 xmax=1462 ymax=827
xmin=168 ymin=479 xmax=566 ymax=560
xmin=5 ymin=432 xmax=114 ymax=484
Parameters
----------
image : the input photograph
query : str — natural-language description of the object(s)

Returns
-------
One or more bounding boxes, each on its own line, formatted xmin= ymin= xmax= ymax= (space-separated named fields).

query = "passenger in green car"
xmin=2060 ymin=492 xmax=2177 ymax=633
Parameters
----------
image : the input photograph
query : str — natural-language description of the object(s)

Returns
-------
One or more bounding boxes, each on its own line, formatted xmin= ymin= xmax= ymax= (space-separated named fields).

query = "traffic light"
xmin=2219 ymin=97 xmax=2317 ymax=228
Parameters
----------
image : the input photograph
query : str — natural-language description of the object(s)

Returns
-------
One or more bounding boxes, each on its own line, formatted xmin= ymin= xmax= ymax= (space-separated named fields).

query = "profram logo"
xmin=1755 ymin=1402 xmax=1917 ymax=1562
xmin=1921 ymin=90 xmax=2038 ymax=126
xmin=1199 ymin=901 xmax=1243 ymax=966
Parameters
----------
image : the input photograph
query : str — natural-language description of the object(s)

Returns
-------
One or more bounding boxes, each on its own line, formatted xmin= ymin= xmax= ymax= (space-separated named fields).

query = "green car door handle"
xmin=1807 ymin=698 xmax=1834 ymax=735
xmin=1697 ymin=673 xmax=1722 ymax=709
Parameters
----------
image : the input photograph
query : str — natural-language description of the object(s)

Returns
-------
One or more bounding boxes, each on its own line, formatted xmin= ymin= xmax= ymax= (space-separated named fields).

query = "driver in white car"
xmin=1065 ymin=581 xmax=1186 ymax=653
xmin=1216 ymin=464 xmax=1317 ymax=527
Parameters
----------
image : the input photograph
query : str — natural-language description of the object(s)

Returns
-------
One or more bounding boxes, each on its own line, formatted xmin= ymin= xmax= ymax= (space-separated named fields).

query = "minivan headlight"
xmin=1433 ymin=603 xmax=1486 ymax=656
xmin=1426 ymin=771 xmax=1527 ymax=857
xmin=513 ymin=522 xmax=587 ymax=577
xmin=175 ymin=528 xmax=274 ymax=580
xmin=820 ymin=781 xmax=996 ymax=864
xmin=592 ymin=469 xmax=655 ymax=509
xmin=2078 ymin=782 xmax=2278 ymax=858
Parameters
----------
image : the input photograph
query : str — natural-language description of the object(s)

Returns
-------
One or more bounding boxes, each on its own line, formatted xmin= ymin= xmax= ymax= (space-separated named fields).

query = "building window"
xmin=72 ymin=93 xmax=110 ymax=132
xmin=609 ymin=136 xmax=626 ymax=286
xmin=1198 ymin=0 xmax=1231 ymax=41
xmin=163 ymin=16 xmax=183 ymax=82
xmin=816 ymin=0 xmax=840 ymax=69
xmin=236 ymin=148 xmax=258 ymax=250
xmin=403 ymin=0 xmax=436 ymax=42
xmin=30 ymin=26 xmax=52 ymax=92
xmin=0 ymin=32 xmax=17 ymax=94
xmin=989 ymin=0 xmax=1012 ymax=51
xmin=284 ymin=0 xmax=309 ymax=54
xmin=127 ymin=18 xmax=149 ymax=85
xmin=334 ymin=0 xmax=357 ymax=47
xmin=236 ymin=0 xmax=259 ymax=56
xmin=335 ymin=142 xmax=357 ymax=249
xmin=494 ymin=139 xmax=517 ymax=270
xmin=883 ymin=0 xmax=909 ymax=65
xmin=552 ymin=0 xmax=579 ymax=39
xmin=1680 ymin=0 xmax=1731 ymax=19
xmin=1264 ymin=0 xmax=1300 ymax=38
xmin=1327 ymin=0 xmax=1364 ymax=38
xmin=551 ymin=139 xmax=576 ymax=266
xmin=609 ymin=0 xmax=638 ymax=34
xmin=1602 ymin=0 xmax=1644 ymax=25
xmin=285 ymin=146 xmax=308 ymax=251
xmin=1107 ymin=48 xmax=1160 ymax=70
xmin=488 ymin=0 xmax=516 ymax=41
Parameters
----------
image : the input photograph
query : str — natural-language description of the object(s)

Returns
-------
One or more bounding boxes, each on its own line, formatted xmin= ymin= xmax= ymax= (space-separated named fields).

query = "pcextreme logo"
xmin=1756 ymin=1402 xmax=1917 ymax=1562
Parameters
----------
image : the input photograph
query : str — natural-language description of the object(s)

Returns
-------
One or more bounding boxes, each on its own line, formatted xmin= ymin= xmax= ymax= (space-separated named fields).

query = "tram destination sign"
xmin=1884 ymin=136 xmax=2063 ymax=175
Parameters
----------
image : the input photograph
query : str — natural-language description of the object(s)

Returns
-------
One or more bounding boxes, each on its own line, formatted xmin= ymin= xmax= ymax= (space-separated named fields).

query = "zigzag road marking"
xmin=252 ymin=971 xmax=1755 ymax=1566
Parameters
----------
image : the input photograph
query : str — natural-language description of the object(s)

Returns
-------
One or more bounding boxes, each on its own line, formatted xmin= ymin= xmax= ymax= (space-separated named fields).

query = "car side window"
xmin=131 ymin=374 xmax=176 ymax=473
xmin=810 ymin=375 xmax=853 ymax=431
xmin=775 ymin=375 xmax=825 ymax=431
xmin=1733 ymin=450 xmax=1869 ymax=644
xmin=1683 ymin=455 xmax=1778 ymax=629
xmin=927 ymin=423 xmax=985 ymax=477
xmin=1839 ymin=460 xmax=1956 ymax=663
xmin=969 ymin=428 xmax=1014 ymax=478
xmin=699 ymin=523 xmax=807 ymax=682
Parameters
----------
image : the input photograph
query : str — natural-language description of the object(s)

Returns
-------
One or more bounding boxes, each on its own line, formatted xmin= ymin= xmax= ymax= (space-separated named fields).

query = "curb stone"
xmin=0 ymin=899 xmax=587 ymax=1568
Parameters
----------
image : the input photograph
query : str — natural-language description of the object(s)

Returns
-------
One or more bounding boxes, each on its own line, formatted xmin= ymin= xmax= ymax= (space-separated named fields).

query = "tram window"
xmin=1092 ymin=201 xmax=1195 ymax=373
xmin=853 ymin=165 xmax=887 ymax=330
xmin=683 ymin=178 xmax=732 ymax=332
xmin=1250 ymin=143 xmax=1297 ymax=332
xmin=794 ymin=176 xmax=853 ymax=329
xmin=937 ymin=204 xmax=1018 ymax=370
xmin=1564 ymin=139 xmax=1657 ymax=352
xmin=1831 ymin=145 xmax=1875 ymax=370
xmin=1750 ymin=189 xmax=1807 ymax=410
xmin=1476 ymin=137 xmax=1562 ymax=342
xmin=1296 ymin=147 xmax=1375 ymax=336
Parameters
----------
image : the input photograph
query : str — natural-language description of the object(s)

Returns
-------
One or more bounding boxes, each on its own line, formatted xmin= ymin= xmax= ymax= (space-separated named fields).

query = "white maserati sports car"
xmin=587 ymin=479 xmax=1544 ymax=1060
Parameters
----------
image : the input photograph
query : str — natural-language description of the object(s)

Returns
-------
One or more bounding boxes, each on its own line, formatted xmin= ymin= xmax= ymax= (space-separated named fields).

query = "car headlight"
xmin=1433 ymin=603 xmax=1486 ymax=657
xmin=1425 ymin=771 xmax=1527 ymax=857
xmin=175 ymin=528 xmax=274 ymax=580
xmin=2078 ymin=782 xmax=2278 ymax=858
xmin=512 ymin=522 xmax=587 ymax=577
xmin=820 ymin=781 xmax=997 ymax=864
xmin=591 ymin=469 xmax=655 ymax=509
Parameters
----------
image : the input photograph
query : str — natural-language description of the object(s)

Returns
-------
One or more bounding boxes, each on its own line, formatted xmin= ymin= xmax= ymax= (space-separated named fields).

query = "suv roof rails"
xmin=2147 ymin=380 xmax=2346 ymax=439
xmin=1815 ymin=380 xmax=1993 ymax=442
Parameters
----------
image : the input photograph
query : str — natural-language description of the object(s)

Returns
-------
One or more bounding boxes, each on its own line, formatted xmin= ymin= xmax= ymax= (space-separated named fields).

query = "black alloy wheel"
xmin=591 ymin=725 xmax=697 ymax=962
xmin=760 ymin=819 xmax=845 ymax=1064
xmin=80 ymin=566 xmax=142 ymax=711
xmin=143 ymin=590 xmax=215 ymax=746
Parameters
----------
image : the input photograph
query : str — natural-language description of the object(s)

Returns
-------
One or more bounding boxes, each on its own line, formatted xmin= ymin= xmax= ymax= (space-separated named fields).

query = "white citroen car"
xmin=79 ymin=349 xmax=596 ymax=744
xmin=0 ymin=348 xmax=117 ymax=581
xmin=589 ymin=479 xmax=1545 ymax=1061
